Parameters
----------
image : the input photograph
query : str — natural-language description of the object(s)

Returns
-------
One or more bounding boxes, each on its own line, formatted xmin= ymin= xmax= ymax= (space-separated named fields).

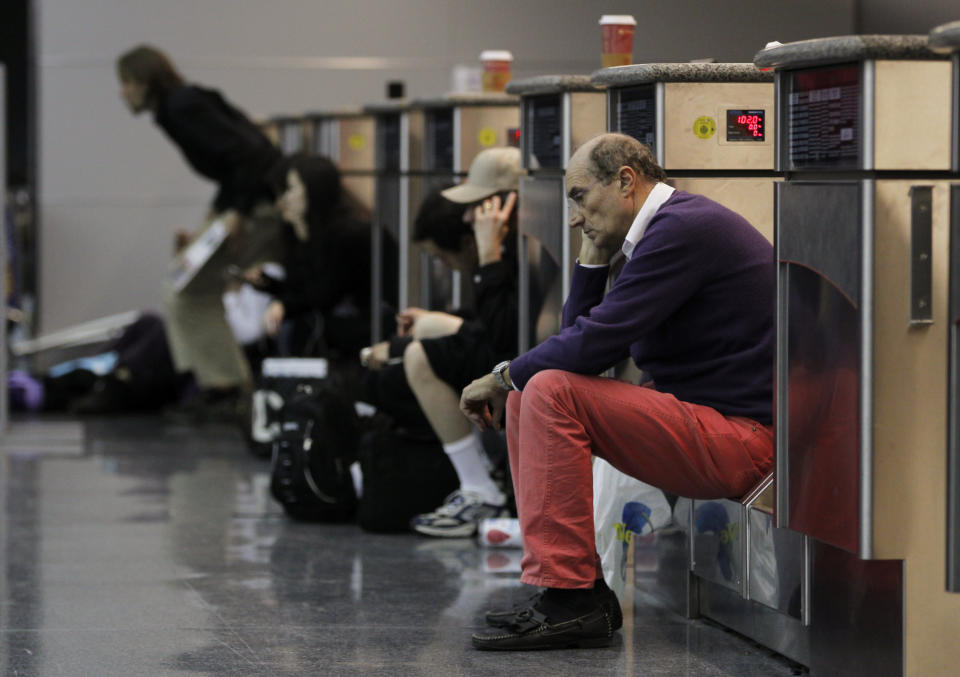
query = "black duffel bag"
xmin=357 ymin=415 xmax=459 ymax=533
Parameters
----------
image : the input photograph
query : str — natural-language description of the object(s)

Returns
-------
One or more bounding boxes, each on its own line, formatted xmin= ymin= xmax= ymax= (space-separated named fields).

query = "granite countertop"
xmin=303 ymin=107 xmax=368 ymax=120
xmin=590 ymin=62 xmax=771 ymax=87
xmin=268 ymin=115 xmax=303 ymax=124
xmin=410 ymin=92 xmax=519 ymax=109
xmin=505 ymin=74 xmax=601 ymax=95
xmin=754 ymin=34 xmax=943 ymax=69
xmin=362 ymin=101 xmax=411 ymax=114
xmin=929 ymin=21 xmax=960 ymax=53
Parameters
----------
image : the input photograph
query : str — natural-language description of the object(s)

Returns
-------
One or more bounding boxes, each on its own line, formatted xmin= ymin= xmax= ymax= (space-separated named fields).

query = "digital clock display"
xmin=727 ymin=109 xmax=765 ymax=141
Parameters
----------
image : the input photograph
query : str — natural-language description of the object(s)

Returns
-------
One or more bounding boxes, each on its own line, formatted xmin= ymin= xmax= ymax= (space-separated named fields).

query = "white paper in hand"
xmin=169 ymin=218 xmax=229 ymax=292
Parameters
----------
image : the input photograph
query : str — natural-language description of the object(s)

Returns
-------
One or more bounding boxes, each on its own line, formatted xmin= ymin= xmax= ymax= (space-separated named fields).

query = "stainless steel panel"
xmin=281 ymin=120 xmax=303 ymax=154
xmin=909 ymin=186 xmax=934 ymax=325
xmin=518 ymin=177 xmax=563 ymax=261
xmin=0 ymin=67 xmax=6 ymax=431
xmin=953 ymin=55 xmax=959 ymax=173
xmin=691 ymin=499 xmax=743 ymax=593
xmin=775 ymin=259 xmax=790 ymax=527
xmin=862 ymin=60 xmax=875 ymax=171
xmin=777 ymin=181 xmax=863 ymax=555
xmin=808 ymin=539 xmax=903 ymax=677
xmin=634 ymin=497 xmax=697 ymax=619
xmin=698 ymin=578 xmax=810 ymax=668
xmin=859 ymin=178 xmax=874 ymax=559
xmin=949 ymin=183 xmax=960 ymax=591
xmin=777 ymin=181 xmax=862 ymax=306
xmin=518 ymin=177 xmax=564 ymax=351
xmin=746 ymin=507 xmax=803 ymax=619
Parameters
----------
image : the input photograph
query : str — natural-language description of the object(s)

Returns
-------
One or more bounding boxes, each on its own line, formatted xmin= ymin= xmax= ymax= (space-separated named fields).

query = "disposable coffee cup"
xmin=480 ymin=50 xmax=513 ymax=92
xmin=599 ymin=15 xmax=636 ymax=68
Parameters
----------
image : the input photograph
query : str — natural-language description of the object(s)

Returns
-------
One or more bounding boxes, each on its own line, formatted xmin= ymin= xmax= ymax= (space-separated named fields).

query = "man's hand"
xmin=472 ymin=192 xmax=517 ymax=266
xmin=460 ymin=373 xmax=509 ymax=431
xmin=263 ymin=300 xmax=285 ymax=336
xmin=359 ymin=341 xmax=390 ymax=370
xmin=578 ymin=232 xmax=619 ymax=266
xmin=174 ymin=229 xmax=193 ymax=253
xmin=222 ymin=210 xmax=242 ymax=238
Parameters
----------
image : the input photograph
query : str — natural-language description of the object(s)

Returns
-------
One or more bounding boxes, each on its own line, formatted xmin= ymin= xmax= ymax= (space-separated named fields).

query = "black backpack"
xmin=269 ymin=381 xmax=359 ymax=522
xmin=356 ymin=415 xmax=460 ymax=533
xmin=249 ymin=358 xmax=329 ymax=458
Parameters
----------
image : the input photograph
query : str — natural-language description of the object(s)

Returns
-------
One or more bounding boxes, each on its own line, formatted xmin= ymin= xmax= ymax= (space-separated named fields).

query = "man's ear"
xmin=618 ymin=166 xmax=637 ymax=195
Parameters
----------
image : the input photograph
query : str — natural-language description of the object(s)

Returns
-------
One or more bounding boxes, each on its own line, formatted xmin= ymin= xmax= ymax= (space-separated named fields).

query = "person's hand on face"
xmin=470 ymin=192 xmax=517 ymax=266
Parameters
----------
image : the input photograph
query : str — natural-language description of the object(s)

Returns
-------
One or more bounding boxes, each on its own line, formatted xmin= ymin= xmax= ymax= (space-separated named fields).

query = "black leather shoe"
xmin=472 ymin=606 xmax=614 ymax=651
xmin=484 ymin=591 xmax=545 ymax=628
xmin=486 ymin=585 xmax=623 ymax=631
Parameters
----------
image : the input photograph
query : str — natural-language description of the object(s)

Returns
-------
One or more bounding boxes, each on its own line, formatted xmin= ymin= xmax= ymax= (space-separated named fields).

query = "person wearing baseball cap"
xmin=358 ymin=147 xmax=528 ymax=537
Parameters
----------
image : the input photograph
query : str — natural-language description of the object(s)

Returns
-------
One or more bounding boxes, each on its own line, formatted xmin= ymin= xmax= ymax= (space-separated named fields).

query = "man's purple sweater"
xmin=509 ymin=190 xmax=774 ymax=424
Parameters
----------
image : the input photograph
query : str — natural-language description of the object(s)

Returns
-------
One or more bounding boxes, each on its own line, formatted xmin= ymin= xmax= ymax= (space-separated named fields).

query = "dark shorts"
xmin=420 ymin=321 xmax=503 ymax=393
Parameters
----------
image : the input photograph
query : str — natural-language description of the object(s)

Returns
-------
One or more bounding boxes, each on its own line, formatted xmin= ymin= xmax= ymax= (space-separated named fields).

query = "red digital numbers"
xmin=728 ymin=110 xmax=765 ymax=141
xmin=736 ymin=114 xmax=762 ymax=136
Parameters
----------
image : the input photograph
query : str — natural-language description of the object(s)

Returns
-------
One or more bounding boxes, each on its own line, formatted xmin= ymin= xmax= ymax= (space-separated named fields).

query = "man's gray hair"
xmin=587 ymin=133 xmax=667 ymax=184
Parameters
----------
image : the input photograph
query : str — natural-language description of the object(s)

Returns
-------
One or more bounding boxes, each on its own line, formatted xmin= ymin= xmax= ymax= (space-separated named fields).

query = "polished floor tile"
xmin=0 ymin=416 xmax=802 ymax=676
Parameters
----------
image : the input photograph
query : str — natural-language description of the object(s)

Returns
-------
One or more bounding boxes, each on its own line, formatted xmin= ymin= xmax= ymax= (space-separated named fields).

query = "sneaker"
xmin=411 ymin=490 xmax=509 ymax=538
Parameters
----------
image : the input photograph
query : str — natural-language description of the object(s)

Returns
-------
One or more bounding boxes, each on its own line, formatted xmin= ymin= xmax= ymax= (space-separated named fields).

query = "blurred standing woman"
xmin=116 ymin=45 xmax=283 ymax=421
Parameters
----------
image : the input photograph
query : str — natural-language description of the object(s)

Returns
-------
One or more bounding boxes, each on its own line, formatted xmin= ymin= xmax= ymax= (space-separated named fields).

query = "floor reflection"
xmin=0 ymin=415 xmax=800 ymax=676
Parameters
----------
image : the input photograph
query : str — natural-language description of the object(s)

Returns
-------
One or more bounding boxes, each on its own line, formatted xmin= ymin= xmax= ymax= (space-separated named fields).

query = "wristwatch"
xmin=492 ymin=360 xmax=512 ymax=391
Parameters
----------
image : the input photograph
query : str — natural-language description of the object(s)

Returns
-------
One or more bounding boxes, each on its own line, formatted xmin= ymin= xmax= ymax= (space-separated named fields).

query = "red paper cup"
xmin=600 ymin=15 xmax=636 ymax=68
xmin=480 ymin=50 xmax=513 ymax=92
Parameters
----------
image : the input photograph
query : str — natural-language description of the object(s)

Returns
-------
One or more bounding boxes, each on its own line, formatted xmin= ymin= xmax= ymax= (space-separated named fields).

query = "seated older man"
xmin=461 ymin=133 xmax=774 ymax=651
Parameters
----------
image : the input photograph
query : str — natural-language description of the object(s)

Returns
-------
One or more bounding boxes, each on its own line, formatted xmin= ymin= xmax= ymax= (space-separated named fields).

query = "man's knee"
xmin=525 ymin=369 xmax=572 ymax=402
xmin=402 ymin=340 xmax=437 ymax=387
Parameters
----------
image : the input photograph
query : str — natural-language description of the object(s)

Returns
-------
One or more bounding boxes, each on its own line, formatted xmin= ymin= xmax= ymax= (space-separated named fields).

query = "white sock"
xmin=443 ymin=435 xmax=505 ymax=505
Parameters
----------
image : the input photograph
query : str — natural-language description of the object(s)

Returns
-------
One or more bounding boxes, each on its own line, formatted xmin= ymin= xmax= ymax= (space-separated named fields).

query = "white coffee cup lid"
xmin=480 ymin=50 xmax=514 ymax=62
xmin=599 ymin=15 xmax=637 ymax=26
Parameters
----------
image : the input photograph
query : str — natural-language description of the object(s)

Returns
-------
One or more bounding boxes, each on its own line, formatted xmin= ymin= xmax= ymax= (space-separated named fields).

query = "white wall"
xmin=37 ymin=0 xmax=856 ymax=332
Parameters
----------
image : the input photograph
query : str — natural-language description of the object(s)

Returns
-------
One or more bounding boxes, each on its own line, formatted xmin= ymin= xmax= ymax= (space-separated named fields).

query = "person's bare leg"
xmin=404 ymin=340 xmax=505 ymax=508
xmin=403 ymin=340 xmax=471 ymax=443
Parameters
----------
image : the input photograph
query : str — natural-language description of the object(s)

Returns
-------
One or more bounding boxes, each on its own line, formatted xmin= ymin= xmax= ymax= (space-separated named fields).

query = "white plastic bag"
xmin=593 ymin=458 xmax=672 ymax=598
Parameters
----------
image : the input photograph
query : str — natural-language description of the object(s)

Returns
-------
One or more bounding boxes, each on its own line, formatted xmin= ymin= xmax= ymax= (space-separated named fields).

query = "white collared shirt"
xmin=578 ymin=182 xmax=675 ymax=267
xmin=621 ymin=182 xmax=675 ymax=259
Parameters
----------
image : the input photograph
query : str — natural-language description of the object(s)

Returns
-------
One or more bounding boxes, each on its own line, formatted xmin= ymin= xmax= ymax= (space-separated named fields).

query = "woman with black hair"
xmin=116 ymin=45 xmax=284 ymax=421
xmin=255 ymin=153 xmax=376 ymax=362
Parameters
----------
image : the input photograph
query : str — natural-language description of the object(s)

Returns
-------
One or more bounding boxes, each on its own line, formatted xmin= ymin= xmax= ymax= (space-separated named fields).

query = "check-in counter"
xmin=364 ymin=101 xmax=416 ymax=342
xmin=591 ymin=61 xmax=801 ymax=659
xmin=306 ymin=109 xmax=377 ymax=214
xmin=505 ymin=75 xmax=606 ymax=353
xmin=757 ymin=34 xmax=955 ymax=677
xmin=929 ymin=20 xmax=960 ymax=598
xmin=269 ymin=115 xmax=309 ymax=154
xmin=591 ymin=62 xmax=777 ymax=241
xmin=406 ymin=94 xmax=519 ymax=313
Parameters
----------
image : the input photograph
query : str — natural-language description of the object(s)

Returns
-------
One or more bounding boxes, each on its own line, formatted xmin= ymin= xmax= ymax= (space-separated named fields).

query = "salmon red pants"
xmin=505 ymin=370 xmax=774 ymax=589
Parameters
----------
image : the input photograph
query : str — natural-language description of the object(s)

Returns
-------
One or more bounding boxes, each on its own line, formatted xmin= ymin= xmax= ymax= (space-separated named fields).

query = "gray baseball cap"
xmin=441 ymin=147 xmax=524 ymax=204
